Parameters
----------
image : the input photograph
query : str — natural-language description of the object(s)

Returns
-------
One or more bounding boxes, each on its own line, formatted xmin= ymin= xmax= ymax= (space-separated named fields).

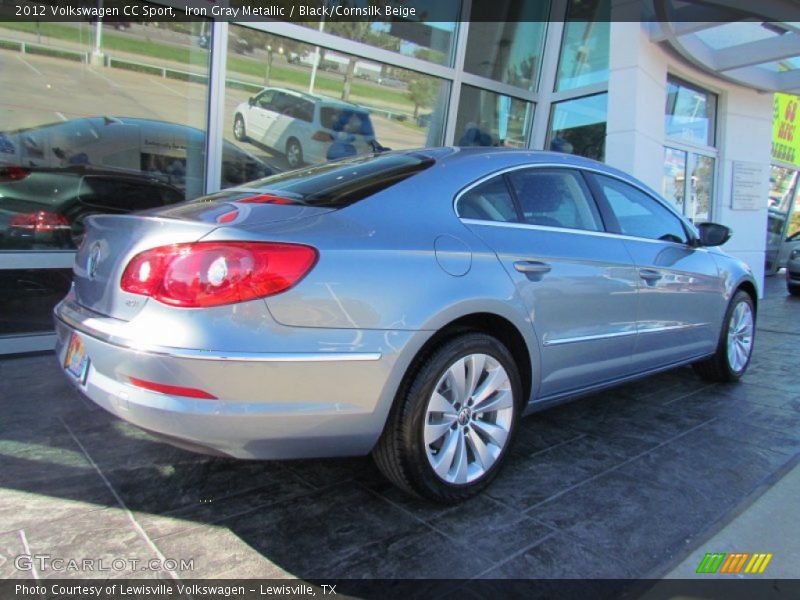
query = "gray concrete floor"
xmin=0 ymin=276 xmax=798 ymax=580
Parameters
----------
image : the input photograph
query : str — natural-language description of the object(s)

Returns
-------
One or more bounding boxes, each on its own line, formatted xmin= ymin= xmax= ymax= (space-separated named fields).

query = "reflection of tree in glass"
xmin=407 ymin=78 xmax=437 ymax=119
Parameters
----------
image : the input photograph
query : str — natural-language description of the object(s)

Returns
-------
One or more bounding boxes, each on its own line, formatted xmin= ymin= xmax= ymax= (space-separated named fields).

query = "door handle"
xmin=514 ymin=261 xmax=552 ymax=275
xmin=639 ymin=268 xmax=663 ymax=282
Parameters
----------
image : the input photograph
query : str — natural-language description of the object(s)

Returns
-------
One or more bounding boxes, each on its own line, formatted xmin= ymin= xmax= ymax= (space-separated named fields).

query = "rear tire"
xmin=788 ymin=284 xmax=800 ymax=297
xmin=373 ymin=333 xmax=521 ymax=503
xmin=693 ymin=290 xmax=755 ymax=382
xmin=286 ymin=138 xmax=303 ymax=169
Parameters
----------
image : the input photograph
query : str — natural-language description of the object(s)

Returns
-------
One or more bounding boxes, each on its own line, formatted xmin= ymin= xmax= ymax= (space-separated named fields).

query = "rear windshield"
xmin=320 ymin=107 xmax=374 ymax=136
xmin=232 ymin=153 xmax=434 ymax=208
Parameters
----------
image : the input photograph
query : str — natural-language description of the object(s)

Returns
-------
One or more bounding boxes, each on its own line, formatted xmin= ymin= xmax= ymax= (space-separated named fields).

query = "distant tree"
xmin=407 ymin=77 xmax=437 ymax=118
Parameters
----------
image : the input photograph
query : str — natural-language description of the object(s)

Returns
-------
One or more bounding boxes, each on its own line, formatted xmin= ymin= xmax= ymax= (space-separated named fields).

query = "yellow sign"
xmin=773 ymin=93 xmax=800 ymax=167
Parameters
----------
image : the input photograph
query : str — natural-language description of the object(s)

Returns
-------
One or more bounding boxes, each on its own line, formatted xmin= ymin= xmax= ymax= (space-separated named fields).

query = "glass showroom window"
xmin=223 ymin=25 xmax=449 ymax=179
xmin=454 ymin=85 xmax=533 ymax=148
xmin=665 ymin=76 xmax=716 ymax=146
xmin=296 ymin=0 xmax=461 ymax=66
xmin=0 ymin=17 xmax=210 ymax=340
xmin=555 ymin=0 xmax=610 ymax=92
xmin=662 ymin=76 xmax=718 ymax=222
xmin=463 ymin=1 xmax=549 ymax=90
xmin=547 ymin=93 xmax=607 ymax=161
xmin=662 ymin=149 xmax=714 ymax=223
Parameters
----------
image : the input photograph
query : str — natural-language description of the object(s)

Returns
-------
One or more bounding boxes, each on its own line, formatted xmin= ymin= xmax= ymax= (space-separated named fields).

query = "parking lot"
xmin=0 ymin=276 xmax=798 ymax=581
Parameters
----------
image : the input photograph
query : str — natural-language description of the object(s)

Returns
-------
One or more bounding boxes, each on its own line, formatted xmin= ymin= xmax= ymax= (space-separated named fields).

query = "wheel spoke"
xmin=432 ymin=428 xmax=459 ymax=478
xmin=465 ymin=429 xmax=494 ymax=470
xmin=428 ymin=391 xmax=456 ymax=416
xmin=471 ymin=367 xmax=509 ymax=405
xmin=465 ymin=354 xmax=486 ymax=398
xmin=425 ymin=418 xmax=456 ymax=446
xmin=473 ymin=389 xmax=514 ymax=415
xmin=445 ymin=358 xmax=468 ymax=403
xmin=471 ymin=419 xmax=509 ymax=449
xmin=452 ymin=430 xmax=469 ymax=484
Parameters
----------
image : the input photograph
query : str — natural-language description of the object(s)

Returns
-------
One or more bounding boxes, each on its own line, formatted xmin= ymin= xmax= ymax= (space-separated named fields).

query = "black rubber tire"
xmin=286 ymin=138 xmax=303 ymax=169
xmin=788 ymin=284 xmax=800 ymax=297
xmin=372 ymin=332 xmax=522 ymax=504
xmin=692 ymin=290 xmax=756 ymax=383
xmin=233 ymin=114 xmax=247 ymax=142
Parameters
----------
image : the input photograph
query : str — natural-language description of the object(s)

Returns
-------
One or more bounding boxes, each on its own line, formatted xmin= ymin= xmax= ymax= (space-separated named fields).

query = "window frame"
xmin=454 ymin=164 xmax=608 ymax=234
xmin=583 ymin=170 xmax=697 ymax=246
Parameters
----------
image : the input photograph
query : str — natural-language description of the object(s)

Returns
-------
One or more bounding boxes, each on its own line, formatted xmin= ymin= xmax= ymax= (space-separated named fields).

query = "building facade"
xmin=1 ymin=0 xmax=799 ymax=353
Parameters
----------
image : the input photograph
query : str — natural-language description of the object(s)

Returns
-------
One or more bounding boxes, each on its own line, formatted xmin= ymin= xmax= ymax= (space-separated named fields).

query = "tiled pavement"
xmin=0 ymin=277 xmax=798 ymax=581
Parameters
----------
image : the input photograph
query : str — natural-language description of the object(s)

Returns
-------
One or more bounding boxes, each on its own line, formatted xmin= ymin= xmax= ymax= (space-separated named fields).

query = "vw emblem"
xmin=87 ymin=243 xmax=102 ymax=280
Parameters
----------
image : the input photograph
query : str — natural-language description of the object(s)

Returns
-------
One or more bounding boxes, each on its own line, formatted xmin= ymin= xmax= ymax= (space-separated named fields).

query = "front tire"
xmin=373 ymin=333 xmax=521 ymax=503
xmin=788 ymin=284 xmax=800 ymax=297
xmin=233 ymin=114 xmax=247 ymax=142
xmin=693 ymin=290 xmax=755 ymax=382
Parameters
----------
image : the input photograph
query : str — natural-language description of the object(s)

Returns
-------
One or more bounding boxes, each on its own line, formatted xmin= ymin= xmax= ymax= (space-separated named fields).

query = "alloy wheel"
xmin=423 ymin=353 xmax=514 ymax=484
xmin=726 ymin=300 xmax=754 ymax=373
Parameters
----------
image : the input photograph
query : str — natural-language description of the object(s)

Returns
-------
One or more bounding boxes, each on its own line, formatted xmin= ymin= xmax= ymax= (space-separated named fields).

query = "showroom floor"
xmin=1 ymin=277 xmax=798 ymax=582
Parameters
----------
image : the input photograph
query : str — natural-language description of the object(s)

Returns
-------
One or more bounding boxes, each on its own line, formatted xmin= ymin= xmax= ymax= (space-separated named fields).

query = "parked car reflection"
xmin=0 ymin=117 xmax=274 ymax=250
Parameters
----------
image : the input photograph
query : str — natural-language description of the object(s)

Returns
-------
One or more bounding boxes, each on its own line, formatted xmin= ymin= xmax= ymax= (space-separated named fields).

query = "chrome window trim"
xmin=453 ymin=162 xmax=700 ymax=244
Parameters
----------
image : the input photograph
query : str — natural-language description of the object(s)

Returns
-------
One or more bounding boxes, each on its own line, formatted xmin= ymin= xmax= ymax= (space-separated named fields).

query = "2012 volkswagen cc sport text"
xmin=55 ymin=148 xmax=757 ymax=503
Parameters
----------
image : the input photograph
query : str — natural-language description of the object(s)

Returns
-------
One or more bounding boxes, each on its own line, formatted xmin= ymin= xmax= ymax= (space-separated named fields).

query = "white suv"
xmin=233 ymin=87 xmax=383 ymax=168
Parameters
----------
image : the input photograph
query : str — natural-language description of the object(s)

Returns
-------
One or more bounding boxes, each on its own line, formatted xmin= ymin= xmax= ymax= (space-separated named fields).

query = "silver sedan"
xmin=55 ymin=148 xmax=757 ymax=502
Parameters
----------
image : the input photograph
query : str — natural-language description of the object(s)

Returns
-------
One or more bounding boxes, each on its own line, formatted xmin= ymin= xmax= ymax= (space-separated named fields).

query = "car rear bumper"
xmin=54 ymin=298 xmax=417 ymax=459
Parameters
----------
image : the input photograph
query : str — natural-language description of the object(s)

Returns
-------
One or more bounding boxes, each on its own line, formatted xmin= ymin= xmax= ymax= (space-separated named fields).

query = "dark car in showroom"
xmin=0 ymin=117 xmax=274 ymax=250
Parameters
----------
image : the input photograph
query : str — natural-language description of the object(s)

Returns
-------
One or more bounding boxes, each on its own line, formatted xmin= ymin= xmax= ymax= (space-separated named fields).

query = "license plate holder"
xmin=64 ymin=332 xmax=90 ymax=385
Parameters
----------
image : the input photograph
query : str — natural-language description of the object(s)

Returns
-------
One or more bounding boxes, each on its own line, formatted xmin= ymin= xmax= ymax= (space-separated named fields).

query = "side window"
xmin=256 ymin=90 xmax=275 ymax=110
xmin=457 ymin=176 xmax=517 ymax=222
xmin=592 ymin=174 xmax=688 ymax=244
xmin=507 ymin=168 xmax=603 ymax=231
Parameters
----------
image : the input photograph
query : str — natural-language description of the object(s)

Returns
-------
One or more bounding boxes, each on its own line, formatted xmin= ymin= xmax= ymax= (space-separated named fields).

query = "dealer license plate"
xmin=64 ymin=332 xmax=90 ymax=385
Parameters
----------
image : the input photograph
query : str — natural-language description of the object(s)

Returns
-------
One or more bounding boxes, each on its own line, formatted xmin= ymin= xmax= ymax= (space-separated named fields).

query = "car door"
xmin=586 ymin=172 xmax=726 ymax=371
xmin=247 ymin=90 xmax=278 ymax=143
xmin=457 ymin=167 xmax=640 ymax=400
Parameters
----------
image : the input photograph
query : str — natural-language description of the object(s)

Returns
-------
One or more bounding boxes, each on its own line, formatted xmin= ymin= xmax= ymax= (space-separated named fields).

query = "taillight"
xmin=312 ymin=131 xmax=334 ymax=142
xmin=120 ymin=242 xmax=318 ymax=307
xmin=0 ymin=166 xmax=31 ymax=181
xmin=9 ymin=211 xmax=70 ymax=231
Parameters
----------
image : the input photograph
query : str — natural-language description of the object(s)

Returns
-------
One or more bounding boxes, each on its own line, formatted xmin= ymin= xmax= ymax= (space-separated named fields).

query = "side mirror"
xmin=248 ymin=97 xmax=256 ymax=106
xmin=697 ymin=222 xmax=732 ymax=247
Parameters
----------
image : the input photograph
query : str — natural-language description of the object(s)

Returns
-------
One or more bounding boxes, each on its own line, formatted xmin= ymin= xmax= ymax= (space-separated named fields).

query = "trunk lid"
xmin=73 ymin=201 xmax=334 ymax=321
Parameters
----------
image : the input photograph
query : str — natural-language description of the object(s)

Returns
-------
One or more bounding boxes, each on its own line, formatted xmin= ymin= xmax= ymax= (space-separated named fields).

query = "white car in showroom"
xmin=233 ymin=87 xmax=384 ymax=168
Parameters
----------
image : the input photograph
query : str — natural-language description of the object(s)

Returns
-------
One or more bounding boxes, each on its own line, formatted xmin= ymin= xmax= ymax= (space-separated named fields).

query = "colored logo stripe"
xmin=744 ymin=553 xmax=773 ymax=574
xmin=696 ymin=553 xmax=726 ymax=574
xmin=696 ymin=552 xmax=773 ymax=574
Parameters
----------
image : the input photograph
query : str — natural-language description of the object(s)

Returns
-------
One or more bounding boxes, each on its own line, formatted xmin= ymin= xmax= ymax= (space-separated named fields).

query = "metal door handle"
xmin=639 ymin=268 xmax=663 ymax=282
xmin=514 ymin=261 xmax=552 ymax=274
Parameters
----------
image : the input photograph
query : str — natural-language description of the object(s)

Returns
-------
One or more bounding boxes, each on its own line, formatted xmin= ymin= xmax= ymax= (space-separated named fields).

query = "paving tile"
xmin=0 ymin=475 xmax=116 ymax=534
xmin=0 ymin=531 xmax=33 ymax=579
xmin=428 ymin=495 xmax=551 ymax=557
xmin=206 ymin=482 xmax=424 ymax=577
xmin=135 ymin=471 xmax=316 ymax=540
xmin=478 ymin=532 xmax=636 ymax=579
xmin=105 ymin=458 xmax=298 ymax=516
xmin=529 ymin=468 xmax=721 ymax=577
xmin=22 ymin=508 xmax=160 ymax=579
xmin=282 ymin=456 xmax=379 ymax=490
xmin=323 ymin=527 xmax=486 ymax=579
xmin=152 ymin=525 xmax=287 ymax=578
xmin=488 ymin=434 xmax=654 ymax=511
